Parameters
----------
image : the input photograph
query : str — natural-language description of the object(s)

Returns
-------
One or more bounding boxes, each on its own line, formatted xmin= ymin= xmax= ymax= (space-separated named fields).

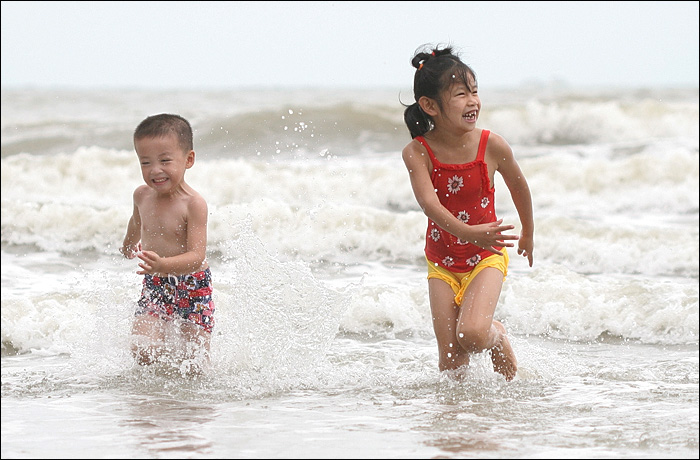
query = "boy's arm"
xmin=492 ymin=135 xmax=534 ymax=266
xmin=120 ymin=191 xmax=142 ymax=259
xmin=402 ymin=141 xmax=518 ymax=254
xmin=137 ymin=195 xmax=209 ymax=276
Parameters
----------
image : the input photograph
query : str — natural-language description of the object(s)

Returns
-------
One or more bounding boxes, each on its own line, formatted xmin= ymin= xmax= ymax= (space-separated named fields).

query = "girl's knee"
xmin=456 ymin=327 xmax=491 ymax=353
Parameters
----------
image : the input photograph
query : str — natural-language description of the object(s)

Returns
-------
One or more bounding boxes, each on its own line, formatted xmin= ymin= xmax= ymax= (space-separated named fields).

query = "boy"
xmin=120 ymin=113 xmax=214 ymax=372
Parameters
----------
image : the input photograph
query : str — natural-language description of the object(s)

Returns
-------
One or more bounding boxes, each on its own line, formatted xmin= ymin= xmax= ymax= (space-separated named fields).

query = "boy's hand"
xmin=136 ymin=250 xmax=163 ymax=275
xmin=120 ymin=242 xmax=141 ymax=259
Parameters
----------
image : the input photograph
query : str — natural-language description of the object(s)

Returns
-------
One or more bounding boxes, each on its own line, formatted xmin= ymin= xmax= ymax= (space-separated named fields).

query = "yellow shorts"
xmin=426 ymin=249 xmax=509 ymax=307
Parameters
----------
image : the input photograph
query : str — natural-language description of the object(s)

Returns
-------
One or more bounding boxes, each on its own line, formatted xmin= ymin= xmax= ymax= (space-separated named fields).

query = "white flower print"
xmin=430 ymin=228 xmax=441 ymax=242
xmin=466 ymin=254 xmax=482 ymax=267
xmin=456 ymin=238 xmax=468 ymax=245
xmin=457 ymin=211 xmax=470 ymax=223
xmin=480 ymin=197 xmax=489 ymax=208
xmin=447 ymin=175 xmax=464 ymax=194
xmin=442 ymin=256 xmax=454 ymax=267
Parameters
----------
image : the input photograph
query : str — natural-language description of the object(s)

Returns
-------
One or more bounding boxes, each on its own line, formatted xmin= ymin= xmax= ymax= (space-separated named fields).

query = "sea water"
xmin=1 ymin=85 xmax=698 ymax=458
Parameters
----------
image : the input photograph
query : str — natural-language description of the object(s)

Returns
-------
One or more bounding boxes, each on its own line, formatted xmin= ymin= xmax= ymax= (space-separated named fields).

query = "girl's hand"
xmin=467 ymin=219 xmax=518 ymax=255
xmin=136 ymin=250 xmax=163 ymax=275
xmin=517 ymin=232 xmax=534 ymax=267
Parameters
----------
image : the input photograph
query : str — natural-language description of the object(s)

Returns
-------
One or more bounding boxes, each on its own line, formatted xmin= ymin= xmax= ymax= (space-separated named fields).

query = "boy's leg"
xmin=428 ymin=278 xmax=470 ymax=372
xmin=131 ymin=314 xmax=166 ymax=365
xmin=179 ymin=322 xmax=211 ymax=375
xmin=456 ymin=267 xmax=517 ymax=381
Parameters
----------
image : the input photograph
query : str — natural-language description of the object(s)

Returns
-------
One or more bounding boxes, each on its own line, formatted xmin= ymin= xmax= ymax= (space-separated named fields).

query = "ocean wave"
xmin=2 ymin=87 xmax=697 ymax=158
xmin=1 ymin=143 xmax=698 ymax=279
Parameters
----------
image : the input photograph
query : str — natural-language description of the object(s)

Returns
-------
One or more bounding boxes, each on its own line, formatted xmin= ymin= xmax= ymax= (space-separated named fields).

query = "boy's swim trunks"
xmin=426 ymin=249 xmax=508 ymax=307
xmin=136 ymin=268 xmax=215 ymax=332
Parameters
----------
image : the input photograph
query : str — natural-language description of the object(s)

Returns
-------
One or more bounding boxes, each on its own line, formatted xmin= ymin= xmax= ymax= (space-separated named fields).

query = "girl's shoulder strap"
xmin=414 ymin=136 xmax=440 ymax=165
xmin=476 ymin=129 xmax=490 ymax=161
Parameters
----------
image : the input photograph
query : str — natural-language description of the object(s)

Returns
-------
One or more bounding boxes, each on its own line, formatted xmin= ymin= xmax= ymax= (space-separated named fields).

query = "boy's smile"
xmin=135 ymin=133 xmax=194 ymax=195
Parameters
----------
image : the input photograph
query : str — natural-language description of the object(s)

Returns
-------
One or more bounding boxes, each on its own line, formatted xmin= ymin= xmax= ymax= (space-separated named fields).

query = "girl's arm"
xmin=490 ymin=134 xmax=534 ymax=266
xmin=402 ymin=140 xmax=518 ymax=254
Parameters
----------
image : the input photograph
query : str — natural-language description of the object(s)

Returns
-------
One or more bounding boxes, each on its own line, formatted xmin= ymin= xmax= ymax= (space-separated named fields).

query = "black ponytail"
xmin=403 ymin=102 xmax=433 ymax=139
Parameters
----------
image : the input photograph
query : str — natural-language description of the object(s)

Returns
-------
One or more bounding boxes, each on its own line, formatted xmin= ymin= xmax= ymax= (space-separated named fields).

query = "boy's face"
xmin=134 ymin=133 xmax=194 ymax=194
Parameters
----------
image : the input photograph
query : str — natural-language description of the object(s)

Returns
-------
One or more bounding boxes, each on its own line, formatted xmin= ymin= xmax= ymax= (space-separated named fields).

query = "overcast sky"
xmin=1 ymin=1 xmax=698 ymax=90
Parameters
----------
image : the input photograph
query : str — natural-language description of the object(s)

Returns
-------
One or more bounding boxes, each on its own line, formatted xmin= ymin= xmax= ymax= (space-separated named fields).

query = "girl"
xmin=402 ymin=45 xmax=534 ymax=381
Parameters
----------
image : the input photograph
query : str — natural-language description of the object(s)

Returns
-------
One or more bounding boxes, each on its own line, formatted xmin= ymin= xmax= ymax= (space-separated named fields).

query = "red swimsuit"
xmin=415 ymin=129 xmax=500 ymax=272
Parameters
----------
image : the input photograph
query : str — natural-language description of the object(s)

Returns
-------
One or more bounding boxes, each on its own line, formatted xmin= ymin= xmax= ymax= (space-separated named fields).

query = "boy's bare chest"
xmin=139 ymin=199 xmax=188 ymax=239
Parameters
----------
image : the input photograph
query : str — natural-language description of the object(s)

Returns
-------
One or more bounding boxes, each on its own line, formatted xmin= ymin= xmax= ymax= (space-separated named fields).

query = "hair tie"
xmin=431 ymin=51 xmax=435 ymax=56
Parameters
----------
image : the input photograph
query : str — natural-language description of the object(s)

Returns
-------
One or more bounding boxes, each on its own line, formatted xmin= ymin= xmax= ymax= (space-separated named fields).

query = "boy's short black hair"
xmin=134 ymin=113 xmax=193 ymax=152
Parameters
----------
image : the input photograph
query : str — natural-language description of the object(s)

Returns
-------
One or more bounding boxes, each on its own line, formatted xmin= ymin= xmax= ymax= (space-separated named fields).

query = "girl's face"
xmin=438 ymin=73 xmax=481 ymax=133
xmin=135 ymin=133 xmax=194 ymax=195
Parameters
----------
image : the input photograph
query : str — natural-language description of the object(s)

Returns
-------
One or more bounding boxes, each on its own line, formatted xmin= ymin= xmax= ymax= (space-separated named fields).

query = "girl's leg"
xmin=428 ymin=278 xmax=470 ymax=372
xmin=456 ymin=267 xmax=517 ymax=381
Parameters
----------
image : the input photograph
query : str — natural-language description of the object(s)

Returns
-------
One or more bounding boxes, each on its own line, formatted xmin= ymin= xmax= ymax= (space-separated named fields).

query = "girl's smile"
xmin=463 ymin=109 xmax=478 ymax=122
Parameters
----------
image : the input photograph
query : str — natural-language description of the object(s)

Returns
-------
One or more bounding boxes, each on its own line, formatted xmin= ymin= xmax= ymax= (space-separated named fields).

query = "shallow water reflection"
xmin=121 ymin=395 xmax=218 ymax=457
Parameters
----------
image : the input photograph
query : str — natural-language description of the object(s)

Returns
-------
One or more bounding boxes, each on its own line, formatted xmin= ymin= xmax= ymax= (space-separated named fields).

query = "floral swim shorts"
xmin=136 ymin=268 xmax=215 ymax=333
